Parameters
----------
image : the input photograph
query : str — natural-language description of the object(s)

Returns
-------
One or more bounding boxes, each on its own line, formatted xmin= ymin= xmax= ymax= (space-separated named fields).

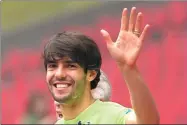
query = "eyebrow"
xmin=47 ymin=60 xmax=56 ymax=63
xmin=64 ymin=60 xmax=76 ymax=64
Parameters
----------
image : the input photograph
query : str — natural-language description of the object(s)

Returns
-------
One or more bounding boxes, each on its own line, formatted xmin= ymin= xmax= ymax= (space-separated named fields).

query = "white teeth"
xmin=56 ymin=84 xmax=68 ymax=88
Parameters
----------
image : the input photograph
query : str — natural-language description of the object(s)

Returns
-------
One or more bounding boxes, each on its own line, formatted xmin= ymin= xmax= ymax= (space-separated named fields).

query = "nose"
xmin=55 ymin=65 xmax=66 ymax=80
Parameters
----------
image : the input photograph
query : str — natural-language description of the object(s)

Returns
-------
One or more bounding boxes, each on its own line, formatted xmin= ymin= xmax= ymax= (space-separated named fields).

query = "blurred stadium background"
xmin=1 ymin=1 xmax=187 ymax=124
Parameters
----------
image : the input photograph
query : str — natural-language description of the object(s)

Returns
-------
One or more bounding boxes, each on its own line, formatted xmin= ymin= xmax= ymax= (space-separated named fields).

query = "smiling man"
xmin=43 ymin=7 xmax=159 ymax=124
xmin=54 ymin=70 xmax=111 ymax=120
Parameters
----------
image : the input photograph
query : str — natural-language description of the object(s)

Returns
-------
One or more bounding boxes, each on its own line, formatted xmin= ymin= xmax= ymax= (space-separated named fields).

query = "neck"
xmin=60 ymin=87 xmax=95 ymax=120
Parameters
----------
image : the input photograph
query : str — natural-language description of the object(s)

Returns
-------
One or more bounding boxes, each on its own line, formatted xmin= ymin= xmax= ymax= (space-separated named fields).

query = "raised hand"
xmin=54 ymin=101 xmax=63 ymax=120
xmin=100 ymin=7 xmax=149 ymax=67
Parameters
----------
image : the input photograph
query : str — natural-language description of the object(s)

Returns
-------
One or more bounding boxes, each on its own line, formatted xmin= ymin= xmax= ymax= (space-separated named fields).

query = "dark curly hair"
xmin=42 ymin=31 xmax=102 ymax=89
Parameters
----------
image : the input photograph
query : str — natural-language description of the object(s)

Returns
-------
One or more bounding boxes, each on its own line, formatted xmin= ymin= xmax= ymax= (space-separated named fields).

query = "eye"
xmin=67 ymin=64 xmax=77 ymax=69
xmin=47 ymin=63 xmax=57 ymax=69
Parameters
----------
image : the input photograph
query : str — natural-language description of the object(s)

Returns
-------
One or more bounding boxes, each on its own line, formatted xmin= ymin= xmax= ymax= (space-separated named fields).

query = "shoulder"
xmin=100 ymin=101 xmax=134 ymax=123
xmin=97 ymin=101 xmax=132 ymax=116
xmin=99 ymin=101 xmax=129 ymax=110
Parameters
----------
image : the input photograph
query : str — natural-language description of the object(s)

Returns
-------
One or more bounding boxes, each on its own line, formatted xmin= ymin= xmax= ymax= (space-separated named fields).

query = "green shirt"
xmin=56 ymin=100 xmax=132 ymax=124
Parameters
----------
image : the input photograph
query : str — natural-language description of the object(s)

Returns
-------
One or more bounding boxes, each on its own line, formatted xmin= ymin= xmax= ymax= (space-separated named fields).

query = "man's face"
xmin=46 ymin=57 xmax=87 ymax=103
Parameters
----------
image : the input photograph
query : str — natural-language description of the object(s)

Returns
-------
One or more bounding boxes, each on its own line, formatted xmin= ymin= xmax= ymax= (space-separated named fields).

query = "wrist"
xmin=117 ymin=62 xmax=137 ymax=72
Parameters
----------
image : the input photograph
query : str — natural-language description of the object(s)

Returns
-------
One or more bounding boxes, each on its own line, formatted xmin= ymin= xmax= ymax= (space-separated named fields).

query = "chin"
xmin=53 ymin=95 xmax=70 ymax=103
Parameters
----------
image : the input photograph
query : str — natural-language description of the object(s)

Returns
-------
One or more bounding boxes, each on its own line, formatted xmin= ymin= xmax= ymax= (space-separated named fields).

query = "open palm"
xmin=101 ymin=7 xmax=149 ymax=66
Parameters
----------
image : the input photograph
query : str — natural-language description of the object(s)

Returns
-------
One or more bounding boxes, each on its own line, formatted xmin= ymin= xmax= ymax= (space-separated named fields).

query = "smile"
xmin=53 ymin=81 xmax=73 ymax=89
xmin=54 ymin=84 xmax=71 ymax=88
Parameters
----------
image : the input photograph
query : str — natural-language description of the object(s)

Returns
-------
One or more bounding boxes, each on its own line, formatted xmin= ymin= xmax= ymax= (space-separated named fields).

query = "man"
xmin=54 ymin=70 xmax=111 ymax=120
xmin=43 ymin=7 xmax=159 ymax=124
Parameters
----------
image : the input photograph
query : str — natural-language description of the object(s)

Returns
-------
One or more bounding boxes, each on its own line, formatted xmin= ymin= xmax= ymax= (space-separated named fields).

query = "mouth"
xmin=53 ymin=83 xmax=72 ymax=88
xmin=51 ymin=81 xmax=74 ymax=98
xmin=52 ymin=81 xmax=73 ymax=92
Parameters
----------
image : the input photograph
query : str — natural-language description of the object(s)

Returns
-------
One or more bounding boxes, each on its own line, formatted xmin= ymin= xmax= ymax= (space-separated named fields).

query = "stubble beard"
xmin=52 ymin=92 xmax=72 ymax=104
xmin=50 ymin=85 xmax=80 ymax=104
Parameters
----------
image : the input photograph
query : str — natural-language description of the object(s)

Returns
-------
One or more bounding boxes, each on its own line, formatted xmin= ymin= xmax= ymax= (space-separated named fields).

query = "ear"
xmin=86 ymin=70 xmax=97 ymax=82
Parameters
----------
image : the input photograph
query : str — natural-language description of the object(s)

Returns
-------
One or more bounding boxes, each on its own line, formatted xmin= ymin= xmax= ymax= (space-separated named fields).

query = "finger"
xmin=56 ymin=109 xmax=61 ymax=113
xmin=100 ymin=29 xmax=113 ymax=45
xmin=120 ymin=8 xmax=128 ymax=31
xmin=55 ymin=103 xmax=60 ymax=109
xmin=134 ymin=12 xmax=143 ymax=36
xmin=56 ymin=114 xmax=60 ymax=120
xmin=56 ymin=113 xmax=63 ymax=120
xmin=59 ymin=114 xmax=63 ymax=118
xmin=54 ymin=101 xmax=61 ymax=111
xmin=129 ymin=7 xmax=136 ymax=32
xmin=140 ymin=24 xmax=150 ymax=42
xmin=54 ymin=101 xmax=59 ymax=105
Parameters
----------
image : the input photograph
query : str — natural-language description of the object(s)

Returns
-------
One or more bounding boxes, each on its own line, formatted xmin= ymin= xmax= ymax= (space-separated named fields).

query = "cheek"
xmin=68 ymin=70 xmax=85 ymax=82
xmin=46 ymin=71 xmax=53 ymax=83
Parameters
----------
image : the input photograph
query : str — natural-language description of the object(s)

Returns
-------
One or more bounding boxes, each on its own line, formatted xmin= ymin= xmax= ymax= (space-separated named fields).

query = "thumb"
xmin=100 ymin=29 xmax=113 ymax=45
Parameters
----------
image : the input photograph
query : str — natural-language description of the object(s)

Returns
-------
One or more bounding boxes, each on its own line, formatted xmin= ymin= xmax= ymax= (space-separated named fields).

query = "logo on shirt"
xmin=125 ymin=108 xmax=132 ymax=114
xmin=78 ymin=121 xmax=91 ymax=125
